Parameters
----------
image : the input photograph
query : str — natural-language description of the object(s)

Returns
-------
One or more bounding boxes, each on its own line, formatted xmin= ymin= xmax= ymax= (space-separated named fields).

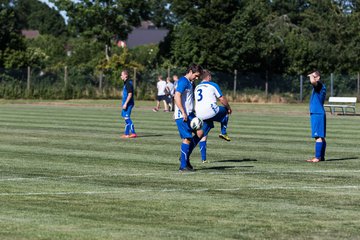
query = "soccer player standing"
xmin=120 ymin=70 xmax=137 ymax=138
xmin=174 ymin=64 xmax=203 ymax=172
xmin=194 ymin=70 xmax=232 ymax=162
xmin=306 ymin=70 xmax=326 ymax=162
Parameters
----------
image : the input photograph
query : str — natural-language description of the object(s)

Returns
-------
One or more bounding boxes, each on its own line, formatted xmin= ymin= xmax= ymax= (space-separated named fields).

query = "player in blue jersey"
xmin=174 ymin=63 xmax=203 ymax=172
xmin=194 ymin=70 xmax=232 ymax=163
xmin=120 ymin=70 xmax=137 ymax=138
xmin=306 ymin=70 xmax=326 ymax=162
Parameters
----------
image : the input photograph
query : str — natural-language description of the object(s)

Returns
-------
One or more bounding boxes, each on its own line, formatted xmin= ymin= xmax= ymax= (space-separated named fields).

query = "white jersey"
xmin=174 ymin=76 xmax=194 ymax=120
xmin=195 ymin=81 xmax=223 ymax=120
xmin=157 ymin=80 xmax=167 ymax=96
xmin=166 ymin=82 xmax=175 ymax=96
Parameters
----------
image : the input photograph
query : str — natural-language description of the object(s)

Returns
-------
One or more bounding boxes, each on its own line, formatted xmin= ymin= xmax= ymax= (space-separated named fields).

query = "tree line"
xmin=0 ymin=0 xmax=359 ymax=99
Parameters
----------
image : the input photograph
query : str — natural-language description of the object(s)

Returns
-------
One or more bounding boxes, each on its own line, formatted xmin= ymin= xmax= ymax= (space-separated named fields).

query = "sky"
xmin=38 ymin=0 xmax=68 ymax=22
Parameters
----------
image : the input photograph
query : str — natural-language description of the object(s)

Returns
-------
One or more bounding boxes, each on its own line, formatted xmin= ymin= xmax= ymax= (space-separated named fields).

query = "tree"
xmin=0 ymin=1 xmax=26 ymax=68
xmin=15 ymin=0 xmax=67 ymax=36
xmin=50 ymin=0 xmax=152 ymax=57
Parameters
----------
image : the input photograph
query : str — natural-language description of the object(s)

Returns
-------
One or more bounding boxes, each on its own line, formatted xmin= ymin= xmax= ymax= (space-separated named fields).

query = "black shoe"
xmin=179 ymin=157 xmax=193 ymax=170
xmin=179 ymin=166 xmax=195 ymax=172
xmin=186 ymin=160 xmax=193 ymax=170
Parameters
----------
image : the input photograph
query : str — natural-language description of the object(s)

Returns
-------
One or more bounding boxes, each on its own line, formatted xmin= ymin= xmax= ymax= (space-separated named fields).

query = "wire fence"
xmin=1 ymin=67 xmax=359 ymax=102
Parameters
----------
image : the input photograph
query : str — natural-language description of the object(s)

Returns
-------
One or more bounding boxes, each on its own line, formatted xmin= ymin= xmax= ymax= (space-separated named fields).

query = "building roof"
xmin=21 ymin=30 xmax=40 ymax=39
xmin=125 ymin=21 xmax=169 ymax=48
xmin=126 ymin=28 xmax=169 ymax=48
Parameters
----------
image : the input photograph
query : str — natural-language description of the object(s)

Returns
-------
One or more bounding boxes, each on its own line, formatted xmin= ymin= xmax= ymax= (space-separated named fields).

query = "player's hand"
xmin=122 ymin=104 xmax=127 ymax=110
xmin=228 ymin=108 xmax=232 ymax=114
xmin=182 ymin=113 xmax=188 ymax=122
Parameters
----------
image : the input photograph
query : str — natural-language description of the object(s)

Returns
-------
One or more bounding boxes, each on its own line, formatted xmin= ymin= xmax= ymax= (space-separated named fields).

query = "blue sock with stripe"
xmin=127 ymin=118 xmax=136 ymax=134
xmin=199 ymin=141 xmax=207 ymax=161
xmin=124 ymin=119 xmax=131 ymax=135
xmin=221 ymin=115 xmax=229 ymax=135
xmin=180 ymin=143 xmax=190 ymax=169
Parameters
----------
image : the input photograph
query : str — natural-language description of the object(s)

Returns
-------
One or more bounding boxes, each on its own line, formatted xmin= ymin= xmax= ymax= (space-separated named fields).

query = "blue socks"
xmin=125 ymin=118 xmax=135 ymax=135
xmin=315 ymin=142 xmax=323 ymax=159
xmin=321 ymin=141 xmax=326 ymax=160
xmin=199 ymin=141 xmax=207 ymax=161
xmin=180 ymin=143 xmax=190 ymax=168
xmin=221 ymin=115 xmax=229 ymax=135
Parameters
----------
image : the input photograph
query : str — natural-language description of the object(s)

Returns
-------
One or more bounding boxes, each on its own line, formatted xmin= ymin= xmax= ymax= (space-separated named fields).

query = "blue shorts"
xmin=202 ymin=120 xmax=214 ymax=137
xmin=207 ymin=106 xmax=228 ymax=122
xmin=122 ymin=104 xmax=134 ymax=118
xmin=310 ymin=113 xmax=326 ymax=138
xmin=175 ymin=112 xmax=196 ymax=139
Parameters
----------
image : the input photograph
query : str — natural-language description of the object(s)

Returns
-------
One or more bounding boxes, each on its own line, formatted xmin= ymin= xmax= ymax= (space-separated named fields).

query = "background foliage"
xmin=0 ymin=0 xmax=360 ymax=99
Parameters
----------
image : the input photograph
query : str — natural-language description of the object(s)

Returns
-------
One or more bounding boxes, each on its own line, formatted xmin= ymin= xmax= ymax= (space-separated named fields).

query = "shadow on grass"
xmin=325 ymin=157 xmax=358 ymax=161
xmin=196 ymin=166 xmax=236 ymax=171
xmin=216 ymin=159 xmax=258 ymax=163
xmin=133 ymin=134 xmax=164 ymax=138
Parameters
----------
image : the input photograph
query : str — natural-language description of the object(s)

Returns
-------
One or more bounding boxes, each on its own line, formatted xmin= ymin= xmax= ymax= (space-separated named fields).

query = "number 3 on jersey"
xmin=196 ymin=89 xmax=203 ymax=102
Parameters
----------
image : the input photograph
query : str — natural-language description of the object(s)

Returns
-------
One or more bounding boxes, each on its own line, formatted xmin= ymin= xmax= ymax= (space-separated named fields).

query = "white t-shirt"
xmin=157 ymin=80 xmax=167 ymax=96
xmin=194 ymin=81 xmax=223 ymax=120
xmin=174 ymin=76 xmax=194 ymax=120
xmin=166 ymin=82 xmax=175 ymax=96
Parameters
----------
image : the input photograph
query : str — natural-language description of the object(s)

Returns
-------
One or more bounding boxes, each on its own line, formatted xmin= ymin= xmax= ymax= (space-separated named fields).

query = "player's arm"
xmin=219 ymin=96 xmax=232 ymax=114
xmin=123 ymin=82 xmax=133 ymax=109
xmin=174 ymin=91 xmax=188 ymax=121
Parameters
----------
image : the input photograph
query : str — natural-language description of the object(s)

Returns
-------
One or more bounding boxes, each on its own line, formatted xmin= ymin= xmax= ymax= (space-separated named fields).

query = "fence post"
xmin=233 ymin=69 xmax=237 ymax=99
xmin=299 ymin=75 xmax=303 ymax=102
xmin=133 ymin=67 xmax=137 ymax=91
xmin=330 ymin=73 xmax=334 ymax=97
xmin=99 ymin=71 xmax=103 ymax=90
xmin=167 ymin=66 xmax=170 ymax=78
xmin=357 ymin=72 xmax=359 ymax=96
xmin=64 ymin=66 xmax=68 ymax=88
xmin=27 ymin=66 xmax=31 ymax=92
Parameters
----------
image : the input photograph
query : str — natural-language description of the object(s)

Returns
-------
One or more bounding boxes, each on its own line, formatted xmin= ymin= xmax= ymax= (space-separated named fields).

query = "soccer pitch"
xmin=0 ymin=100 xmax=359 ymax=239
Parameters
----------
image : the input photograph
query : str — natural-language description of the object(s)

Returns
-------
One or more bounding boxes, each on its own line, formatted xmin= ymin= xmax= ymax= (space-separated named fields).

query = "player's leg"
xmin=122 ymin=105 xmax=136 ymax=138
xmin=307 ymin=113 xmax=325 ymax=162
xmin=176 ymin=119 xmax=194 ymax=171
xmin=162 ymin=98 xmax=169 ymax=112
xmin=210 ymin=106 xmax=231 ymax=141
xmin=321 ymin=115 xmax=326 ymax=161
xmin=199 ymin=136 xmax=207 ymax=163
xmin=198 ymin=120 xmax=213 ymax=163
xmin=153 ymin=97 xmax=160 ymax=112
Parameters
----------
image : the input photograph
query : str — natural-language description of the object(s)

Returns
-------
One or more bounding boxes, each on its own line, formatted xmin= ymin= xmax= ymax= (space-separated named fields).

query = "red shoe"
xmin=121 ymin=134 xmax=130 ymax=138
xmin=129 ymin=133 xmax=137 ymax=138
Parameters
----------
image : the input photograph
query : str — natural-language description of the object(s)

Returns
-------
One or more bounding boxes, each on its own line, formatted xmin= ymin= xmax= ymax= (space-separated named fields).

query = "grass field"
xmin=0 ymin=100 xmax=359 ymax=239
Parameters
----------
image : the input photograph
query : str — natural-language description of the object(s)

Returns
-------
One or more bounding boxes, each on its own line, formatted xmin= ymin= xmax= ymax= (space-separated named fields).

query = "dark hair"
xmin=308 ymin=70 xmax=320 ymax=77
xmin=201 ymin=69 xmax=211 ymax=79
xmin=186 ymin=63 xmax=203 ymax=75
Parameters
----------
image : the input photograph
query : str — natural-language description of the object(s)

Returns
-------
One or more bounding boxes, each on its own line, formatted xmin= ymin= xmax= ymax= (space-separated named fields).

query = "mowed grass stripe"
xmin=0 ymin=101 xmax=360 ymax=239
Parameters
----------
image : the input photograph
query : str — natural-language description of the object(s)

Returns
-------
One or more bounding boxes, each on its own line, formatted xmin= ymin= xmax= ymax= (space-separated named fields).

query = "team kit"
xmin=120 ymin=64 xmax=326 ymax=172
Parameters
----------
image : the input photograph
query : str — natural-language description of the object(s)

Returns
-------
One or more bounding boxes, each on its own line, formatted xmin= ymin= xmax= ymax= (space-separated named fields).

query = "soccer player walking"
xmin=307 ymin=70 xmax=326 ymax=162
xmin=174 ymin=64 xmax=203 ymax=172
xmin=120 ymin=70 xmax=137 ymax=138
xmin=194 ymin=70 xmax=232 ymax=163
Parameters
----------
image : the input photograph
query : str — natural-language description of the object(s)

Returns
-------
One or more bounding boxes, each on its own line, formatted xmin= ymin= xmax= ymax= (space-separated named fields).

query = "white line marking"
xmin=0 ymin=186 xmax=359 ymax=196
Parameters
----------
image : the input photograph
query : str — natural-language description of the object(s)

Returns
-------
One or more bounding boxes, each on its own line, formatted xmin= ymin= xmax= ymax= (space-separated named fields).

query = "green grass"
xmin=0 ymin=100 xmax=359 ymax=239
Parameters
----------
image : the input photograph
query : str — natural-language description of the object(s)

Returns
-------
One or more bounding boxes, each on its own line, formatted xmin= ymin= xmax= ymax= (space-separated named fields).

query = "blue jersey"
xmin=122 ymin=79 xmax=134 ymax=106
xmin=310 ymin=82 xmax=326 ymax=114
xmin=195 ymin=81 xmax=223 ymax=120
xmin=174 ymin=76 xmax=194 ymax=120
